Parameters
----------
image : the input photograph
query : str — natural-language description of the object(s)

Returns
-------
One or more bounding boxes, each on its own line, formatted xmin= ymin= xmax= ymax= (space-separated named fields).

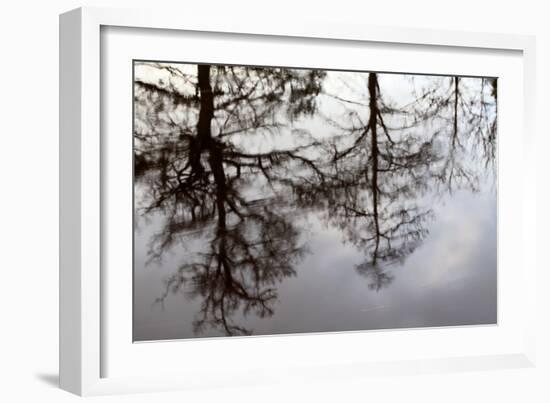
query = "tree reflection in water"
xmin=134 ymin=62 xmax=497 ymax=337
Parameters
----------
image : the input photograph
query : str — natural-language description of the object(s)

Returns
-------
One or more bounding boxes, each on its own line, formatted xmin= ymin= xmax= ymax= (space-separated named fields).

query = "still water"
xmin=133 ymin=62 xmax=497 ymax=341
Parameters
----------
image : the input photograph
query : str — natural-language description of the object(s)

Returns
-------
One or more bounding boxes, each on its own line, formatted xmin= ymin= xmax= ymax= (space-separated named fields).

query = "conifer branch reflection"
xmin=134 ymin=63 xmax=497 ymax=336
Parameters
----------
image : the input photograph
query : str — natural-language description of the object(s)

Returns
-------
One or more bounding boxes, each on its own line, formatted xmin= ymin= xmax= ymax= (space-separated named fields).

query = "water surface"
xmin=133 ymin=62 xmax=497 ymax=341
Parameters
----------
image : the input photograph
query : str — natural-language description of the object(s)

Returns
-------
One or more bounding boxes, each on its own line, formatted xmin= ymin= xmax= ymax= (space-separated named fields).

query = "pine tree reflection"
xmin=392 ymin=75 xmax=498 ymax=193
xmin=135 ymin=64 xmax=322 ymax=335
xmin=155 ymin=199 xmax=304 ymax=336
xmin=292 ymin=73 xmax=437 ymax=290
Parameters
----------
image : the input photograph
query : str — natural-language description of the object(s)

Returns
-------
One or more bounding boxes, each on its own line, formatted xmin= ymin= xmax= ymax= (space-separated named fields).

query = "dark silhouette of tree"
xmin=391 ymin=75 xmax=498 ymax=193
xmin=155 ymin=199 xmax=304 ymax=336
xmin=134 ymin=63 xmax=323 ymax=335
xmin=134 ymin=63 xmax=326 ymax=242
xmin=280 ymin=73 xmax=438 ymax=291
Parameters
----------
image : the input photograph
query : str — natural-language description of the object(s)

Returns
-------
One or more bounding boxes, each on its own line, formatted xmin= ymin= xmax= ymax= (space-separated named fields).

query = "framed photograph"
xmin=60 ymin=7 xmax=537 ymax=396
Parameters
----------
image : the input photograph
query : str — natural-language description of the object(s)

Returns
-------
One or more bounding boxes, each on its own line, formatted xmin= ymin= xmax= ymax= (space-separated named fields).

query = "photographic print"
xmin=133 ymin=61 xmax=497 ymax=341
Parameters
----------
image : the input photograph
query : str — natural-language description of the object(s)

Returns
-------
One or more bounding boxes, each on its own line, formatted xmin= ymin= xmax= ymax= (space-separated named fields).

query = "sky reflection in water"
xmin=133 ymin=62 xmax=497 ymax=341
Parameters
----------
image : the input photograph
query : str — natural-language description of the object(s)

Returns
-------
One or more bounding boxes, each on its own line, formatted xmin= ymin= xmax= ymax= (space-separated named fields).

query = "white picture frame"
xmin=59 ymin=6 xmax=537 ymax=396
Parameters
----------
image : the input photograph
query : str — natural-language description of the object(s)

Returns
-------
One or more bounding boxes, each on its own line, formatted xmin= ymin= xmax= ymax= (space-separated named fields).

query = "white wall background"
xmin=0 ymin=0 xmax=547 ymax=401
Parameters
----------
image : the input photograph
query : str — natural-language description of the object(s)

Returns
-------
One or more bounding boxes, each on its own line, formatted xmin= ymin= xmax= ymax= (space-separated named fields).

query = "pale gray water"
xmin=133 ymin=62 xmax=497 ymax=341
